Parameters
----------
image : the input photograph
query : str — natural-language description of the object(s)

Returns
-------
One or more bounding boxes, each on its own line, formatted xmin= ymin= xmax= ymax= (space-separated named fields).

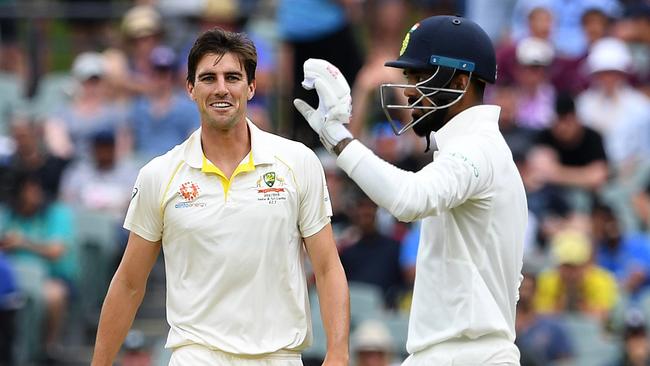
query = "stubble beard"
xmin=412 ymin=108 xmax=449 ymax=137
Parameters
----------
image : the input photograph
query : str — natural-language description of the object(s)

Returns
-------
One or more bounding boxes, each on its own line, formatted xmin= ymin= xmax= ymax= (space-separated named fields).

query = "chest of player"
xmin=162 ymin=165 xmax=300 ymax=232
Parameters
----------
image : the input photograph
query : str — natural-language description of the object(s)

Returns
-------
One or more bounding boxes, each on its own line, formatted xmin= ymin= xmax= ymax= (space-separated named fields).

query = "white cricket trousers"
xmin=401 ymin=334 xmax=520 ymax=366
xmin=169 ymin=344 xmax=303 ymax=366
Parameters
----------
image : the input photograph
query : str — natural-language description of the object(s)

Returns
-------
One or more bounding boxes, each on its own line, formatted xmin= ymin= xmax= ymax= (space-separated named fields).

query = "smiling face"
xmin=186 ymin=52 xmax=256 ymax=131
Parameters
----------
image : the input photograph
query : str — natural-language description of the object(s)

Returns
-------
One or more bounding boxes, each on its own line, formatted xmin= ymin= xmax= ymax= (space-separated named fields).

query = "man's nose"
xmin=403 ymin=85 xmax=418 ymax=99
xmin=213 ymin=77 xmax=229 ymax=96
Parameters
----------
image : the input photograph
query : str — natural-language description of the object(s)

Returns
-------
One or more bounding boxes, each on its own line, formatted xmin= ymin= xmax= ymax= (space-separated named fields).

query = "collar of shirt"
xmin=433 ymin=104 xmax=501 ymax=151
xmin=182 ymin=119 xmax=275 ymax=169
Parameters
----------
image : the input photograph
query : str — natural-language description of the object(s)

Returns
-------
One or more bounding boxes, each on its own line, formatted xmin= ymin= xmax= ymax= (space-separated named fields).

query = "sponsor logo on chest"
xmin=175 ymin=181 xmax=207 ymax=208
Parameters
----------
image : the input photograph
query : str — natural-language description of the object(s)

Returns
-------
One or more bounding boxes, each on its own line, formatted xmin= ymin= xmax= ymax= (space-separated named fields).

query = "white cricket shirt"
xmin=337 ymin=105 xmax=527 ymax=360
xmin=124 ymin=120 xmax=332 ymax=354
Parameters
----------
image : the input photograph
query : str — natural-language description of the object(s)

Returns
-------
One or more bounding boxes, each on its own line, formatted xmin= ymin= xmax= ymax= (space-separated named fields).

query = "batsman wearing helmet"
xmin=295 ymin=15 xmax=527 ymax=366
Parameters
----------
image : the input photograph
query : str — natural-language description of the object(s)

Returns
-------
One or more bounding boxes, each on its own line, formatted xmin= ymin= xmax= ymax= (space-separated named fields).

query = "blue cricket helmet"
xmin=386 ymin=15 xmax=496 ymax=83
xmin=380 ymin=16 xmax=497 ymax=136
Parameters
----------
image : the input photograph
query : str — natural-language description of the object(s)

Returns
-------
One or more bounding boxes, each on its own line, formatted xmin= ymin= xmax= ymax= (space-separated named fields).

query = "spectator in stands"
xmin=511 ymin=0 xmax=620 ymax=58
xmin=128 ymin=45 xmax=198 ymax=161
xmin=633 ymin=181 xmax=650 ymax=231
xmin=492 ymin=83 xmax=538 ymax=162
xmin=513 ymin=37 xmax=557 ymax=130
xmin=592 ymin=202 xmax=650 ymax=300
xmin=516 ymin=272 xmax=574 ymax=366
xmin=0 ymin=114 xmax=69 ymax=203
xmin=60 ymin=128 xmax=136 ymax=216
xmin=351 ymin=319 xmax=395 ymax=366
xmin=59 ymin=129 xmax=138 ymax=252
xmin=0 ymin=252 xmax=20 ymax=366
xmin=530 ymin=92 xmax=608 ymax=211
xmin=616 ymin=309 xmax=650 ymax=366
xmin=496 ymin=5 xmax=554 ymax=86
xmin=316 ymin=149 xmax=354 ymax=248
xmin=340 ymin=192 xmax=406 ymax=309
xmin=349 ymin=0 xmax=408 ymax=138
xmin=277 ymin=0 xmax=363 ymax=147
xmin=44 ymin=52 xmax=127 ymax=162
xmin=576 ymin=37 xmax=650 ymax=181
xmin=614 ymin=4 xmax=650 ymax=97
xmin=534 ymin=229 xmax=619 ymax=323
xmin=551 ymin=6 xmax=613 ymax=95
xmin=0 ymin=172 xmax=76 ymax=363
xmin=107 ymin=4 xmax=164 ymax=97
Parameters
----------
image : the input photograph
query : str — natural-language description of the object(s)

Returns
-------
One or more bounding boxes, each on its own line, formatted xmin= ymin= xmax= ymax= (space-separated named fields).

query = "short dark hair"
xmin=186 ymin=27 xmax=257 ymax=85
xmin=555 ymin=92 xmax=576 ymax=117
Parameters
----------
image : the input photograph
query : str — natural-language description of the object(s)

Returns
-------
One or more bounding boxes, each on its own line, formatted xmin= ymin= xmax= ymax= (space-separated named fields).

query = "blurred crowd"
xmin=1 ymin=0 xmax=650 ymax=365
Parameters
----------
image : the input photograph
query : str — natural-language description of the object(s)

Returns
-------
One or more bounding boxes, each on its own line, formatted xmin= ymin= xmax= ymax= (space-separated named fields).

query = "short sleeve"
xmin=123 ymin=163 xmax=163 ymax=242
xmin=297 ymin=148 xmax=333 ymax=238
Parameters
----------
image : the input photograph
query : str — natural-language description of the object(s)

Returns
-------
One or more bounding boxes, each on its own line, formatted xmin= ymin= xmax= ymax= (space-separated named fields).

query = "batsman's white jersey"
xmin=337 ymin=105 xmax=527 ymax=365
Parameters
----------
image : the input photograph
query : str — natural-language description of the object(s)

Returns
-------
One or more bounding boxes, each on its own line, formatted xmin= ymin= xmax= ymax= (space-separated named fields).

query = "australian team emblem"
xmin=264 ymin=172 xmax=276 ymax=187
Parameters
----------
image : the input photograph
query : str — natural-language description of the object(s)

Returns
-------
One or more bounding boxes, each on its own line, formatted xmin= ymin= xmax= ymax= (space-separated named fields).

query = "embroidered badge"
xmin=256 ymin=171 xmax=288 ymax=204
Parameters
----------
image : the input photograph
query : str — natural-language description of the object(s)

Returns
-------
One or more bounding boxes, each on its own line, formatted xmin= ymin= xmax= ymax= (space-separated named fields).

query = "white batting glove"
xmin=293 ymin=58 xmax=352 ymax=153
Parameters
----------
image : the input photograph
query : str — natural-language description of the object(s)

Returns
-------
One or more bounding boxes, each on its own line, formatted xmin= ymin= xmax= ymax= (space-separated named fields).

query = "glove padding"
xmin=293 ymin=58 xmax=352 ymax=153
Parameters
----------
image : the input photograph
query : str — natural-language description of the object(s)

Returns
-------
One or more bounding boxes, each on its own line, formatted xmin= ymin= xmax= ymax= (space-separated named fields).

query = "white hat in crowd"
xmin=516 ymin=37 xmax=555 ymax=67
xmin=587 ymin=37 xmax=632 ymax=74
xmin=353 ymin=319 xmax=394 ymax=353
xmin=72 ymin=52 xmax=105 ymax=80
xmin=121 ymin=5 xmax=162 ymax=39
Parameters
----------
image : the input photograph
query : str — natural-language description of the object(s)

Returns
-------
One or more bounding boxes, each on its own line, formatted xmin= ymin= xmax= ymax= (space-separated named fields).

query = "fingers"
xmin=314 ymin=78 xmax=343 ymax=111
xmin=303 ymin=58 xmax=350 ymax=96
xmin=293 ymin=98 xmax=315 ymax=119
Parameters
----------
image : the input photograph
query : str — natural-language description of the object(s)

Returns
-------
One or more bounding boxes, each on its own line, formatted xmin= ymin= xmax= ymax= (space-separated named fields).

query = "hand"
xmin=0 ymin=232 xmax=24 ymax=251
xmin=527 ymin=147 xmax=559 ymax=183
xmin=293 ymin=58 xmax=353 ymax=153
xmin=322 ymin=353 xmax=349 ymax=366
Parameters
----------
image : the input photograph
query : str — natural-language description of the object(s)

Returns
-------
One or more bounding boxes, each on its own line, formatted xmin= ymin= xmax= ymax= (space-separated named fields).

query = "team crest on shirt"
xmin=263 ymin=172 xmax=276 ymax=187
xmin=256 ymin=171 xmax=288 ymax=204
xmin=178 ymin=181 xmax=200 ymax=201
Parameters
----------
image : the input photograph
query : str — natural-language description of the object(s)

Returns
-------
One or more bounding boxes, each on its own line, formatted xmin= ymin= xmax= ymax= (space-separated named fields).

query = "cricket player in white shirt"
xmin=91 ymin=28 xmax=350 ymax=366
xmin=295 ymin=15 xmax=528 ymax=366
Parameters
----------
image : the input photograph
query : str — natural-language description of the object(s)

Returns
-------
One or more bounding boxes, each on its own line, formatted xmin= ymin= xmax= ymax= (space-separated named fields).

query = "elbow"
xmin=589 ymin=164 xmax=609 ymax=190
xmin=390 ymin=202 xmax=424 ymax=223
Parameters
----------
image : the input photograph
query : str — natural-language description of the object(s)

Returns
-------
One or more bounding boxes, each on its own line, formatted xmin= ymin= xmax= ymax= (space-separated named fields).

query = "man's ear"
xmin=248 ymin=79 xmax=256 ymax=100
xmin=452 ymin=74 xmax=470 ymax=90
xmin=186 ymin=80 xmax=195 ymax=101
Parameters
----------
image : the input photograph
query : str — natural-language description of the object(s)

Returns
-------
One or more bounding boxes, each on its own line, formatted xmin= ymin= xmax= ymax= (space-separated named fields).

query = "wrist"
xmin=333 ymin=137 xmax=354 ymax=156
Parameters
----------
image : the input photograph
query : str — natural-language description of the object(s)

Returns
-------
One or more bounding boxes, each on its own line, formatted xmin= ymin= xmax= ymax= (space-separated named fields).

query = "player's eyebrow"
xmin=197 ymin=70 xmax=244 ymax=79
xmin=225 ymin=70 xmax=244 ymax=77
xmin=197 ymin=71 xmax=215 ymax=79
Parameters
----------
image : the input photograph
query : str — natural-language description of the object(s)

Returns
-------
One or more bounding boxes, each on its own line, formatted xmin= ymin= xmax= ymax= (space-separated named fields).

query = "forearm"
xmin=314 ymin=262 xmax=350 ymax=363
xmin=349 ymin=88 xmax=371 ymax=136
xmin=551 ymin=162 xmax=608 ymax=190
xmin=91 ymin=276 xmax=146 ymax=366
xmin=336 ymin=139 xmax=419 ymax=220
xmin=21 ymin=240 xmax=64 ymax=260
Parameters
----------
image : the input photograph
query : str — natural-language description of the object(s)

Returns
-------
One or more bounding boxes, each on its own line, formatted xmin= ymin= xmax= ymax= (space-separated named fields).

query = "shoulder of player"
xmin=259 ymin=132 xmax=319 ymax=164
xmin=138 ymin=143 xmax=186 ymax=179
